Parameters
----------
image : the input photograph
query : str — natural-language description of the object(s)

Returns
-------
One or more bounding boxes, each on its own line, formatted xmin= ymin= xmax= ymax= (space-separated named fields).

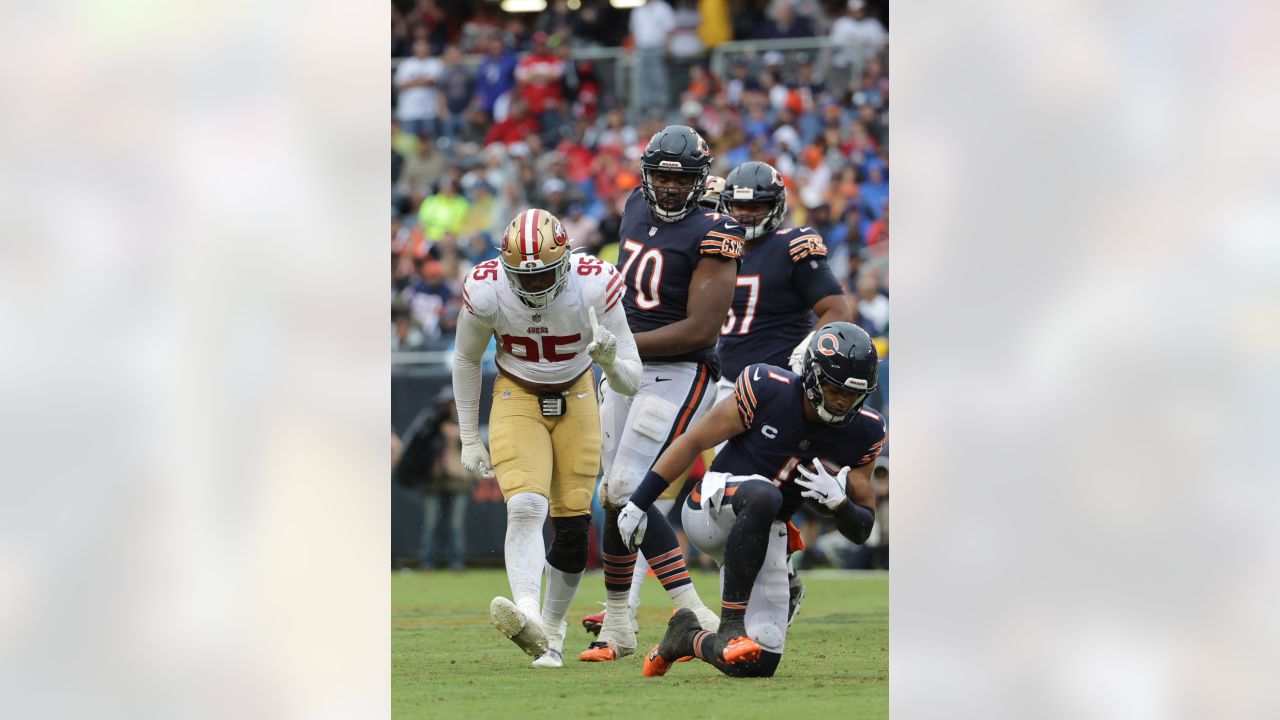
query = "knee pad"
xmin=546 ymin=515 xmax=590 ymax=573
xmin=506 ymin=492 xmax=549 ymax=526
xmin=730 ymin=478 xmax=783 ymax=518
xmin=750 ymin=622 xmax=785 ymax=653
xmin=631 ymin=393 xmax=679 ymax=443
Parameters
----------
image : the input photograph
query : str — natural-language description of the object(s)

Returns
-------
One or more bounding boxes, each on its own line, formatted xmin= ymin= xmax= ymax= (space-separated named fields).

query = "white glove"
xmin=794 ymin=458 xmax=849 ymax=511
xmin=617 ymin=501 xmax=648 ymax=553
xmin=699 ymin=472 xmax=729 ymax=514
xmin=460 ymin=438 xmax=496 ymax=480
xmin=586 ymin=306 xmax=618 ymax=367
xmin=788 ymin=331 xmax=815 ymax=374
xmin=700 ymin=175 xmax=726 ymax=207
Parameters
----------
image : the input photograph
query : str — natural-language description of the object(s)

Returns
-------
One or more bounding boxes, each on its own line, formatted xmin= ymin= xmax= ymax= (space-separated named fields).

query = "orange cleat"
xmin=643 ymin=645 xmax=672 ymax=677
xmin=578 ymin=640 xmax=633 ymax=662
xmin=721 ymin=635 xmax=762 ymax=664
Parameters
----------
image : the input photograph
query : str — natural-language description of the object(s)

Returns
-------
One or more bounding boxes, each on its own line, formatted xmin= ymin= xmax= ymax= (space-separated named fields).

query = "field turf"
xmin=392 ymin=568 xmax=887 ymax=719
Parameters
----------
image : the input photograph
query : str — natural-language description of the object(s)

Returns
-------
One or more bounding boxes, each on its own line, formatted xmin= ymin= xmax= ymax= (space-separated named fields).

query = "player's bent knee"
xmin=506 ymin=492 xmax=549 ymax=524
xmin=631 ymin=393 xmax=678 ymax=443
xmin=750 ymin=622 xmax=785 ymax=654
xmin=546 ymin=514 xmax=590 ymax=573
xmin=731 ymin=478 xmax=784 ymax=517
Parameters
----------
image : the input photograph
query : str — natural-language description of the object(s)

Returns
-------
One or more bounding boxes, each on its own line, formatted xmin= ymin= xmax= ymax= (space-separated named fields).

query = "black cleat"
xmin=643 ymin=609 xmax=703 ymax=677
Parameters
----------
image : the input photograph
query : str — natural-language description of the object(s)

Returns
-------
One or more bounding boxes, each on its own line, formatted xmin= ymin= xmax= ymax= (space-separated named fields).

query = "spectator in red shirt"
xmin=483 ymin=99 xmax=540 ymax=146
xmin=515 ymin=31 xmax=566 ymax=142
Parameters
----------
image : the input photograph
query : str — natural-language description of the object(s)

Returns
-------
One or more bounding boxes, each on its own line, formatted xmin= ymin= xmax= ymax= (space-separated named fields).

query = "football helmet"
xmin=640 ymin=124 xmax=712 ymax=223
xmin=718 ymin=160 xmax=787 ymax=240
xmin=499 ymin=208 xmax=572 ymax=309
xmin=800 ymin=322 xmax=879 ymax=425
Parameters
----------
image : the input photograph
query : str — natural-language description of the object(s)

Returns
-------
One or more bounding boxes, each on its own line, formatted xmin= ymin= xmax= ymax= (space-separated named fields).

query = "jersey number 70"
xmin=619 ymin=239 xmax=664 ymax=309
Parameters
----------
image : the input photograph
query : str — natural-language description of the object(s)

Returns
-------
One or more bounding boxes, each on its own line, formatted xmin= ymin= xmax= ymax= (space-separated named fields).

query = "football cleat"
xmin=721 ymin=635 xmax=763 ymax=665
xmin=489 ymin=596 xmax=549 ymax=659
xmin=531 ymin=649 xmax=563 ymax=669
xmin=578 ymin=640 xmax=635 ymax=662
xmin=787 ymin=570 xmax=806 ymax=627
xmin=643 ymin=608 xmax=703 ymax=677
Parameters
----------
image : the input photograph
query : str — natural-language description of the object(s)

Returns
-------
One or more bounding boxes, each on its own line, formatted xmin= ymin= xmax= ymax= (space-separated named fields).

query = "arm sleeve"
xmin=832 ymin=500 xmax=875 ymax=544
xmin=733 ymin=367 xmax=760 ymax=429
xmin=451 ymin=305 xmax=492 ymax=444
xmin=599 ymin=298 xmax=642 ymax=396
xmin=793 ymin=255 xmax=845 ymax=308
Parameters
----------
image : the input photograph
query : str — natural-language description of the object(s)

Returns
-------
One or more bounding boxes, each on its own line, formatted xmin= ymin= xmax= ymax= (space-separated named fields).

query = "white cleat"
xmin=694 ymin=605 xmax=721 ymax=633
xmin=490 ymin=596 xmax=549 ymax=658
xmin=532 ymin=648 xmax=564 ymax=668
xmin=532 ymin=619 xmax=568 ymax=669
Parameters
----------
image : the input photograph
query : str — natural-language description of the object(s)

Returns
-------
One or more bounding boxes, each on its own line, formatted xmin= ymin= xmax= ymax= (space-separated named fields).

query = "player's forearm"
xmin=651 ymin=432 xmax=702 ymax=486
xmin=451 ymin=353 xmax=483 ymax=443
xmin=832 ymin=500 xmax=876 ymax=544
xmin=813 ymin=295 xmax=853 ymax=329
xmin=600 ymin=354 xmax=641 ymax=396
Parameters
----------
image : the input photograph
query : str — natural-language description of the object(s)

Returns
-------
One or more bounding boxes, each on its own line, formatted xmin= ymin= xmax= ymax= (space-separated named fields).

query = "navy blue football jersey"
xmin=717 ymin=226 xmax=844 ymax=381
xmin=617 ymin=187 xmax=745 ymax=367
xmin=710 ymin=363 xmax=886 ymax=520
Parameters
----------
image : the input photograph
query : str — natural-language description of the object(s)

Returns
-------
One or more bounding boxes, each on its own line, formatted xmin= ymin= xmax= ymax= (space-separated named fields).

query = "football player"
xmin=715 ymin=160 xmax=852 ymax=394
xmin=453 ymin=208 xmax=642 ymax=668
xmin=580 ymin=125 xmax=746 ymax=662
xmin=618 ymin=322 xmax=885 ymax=678
xmin=714 ymin=160 xmax=854 ymax=619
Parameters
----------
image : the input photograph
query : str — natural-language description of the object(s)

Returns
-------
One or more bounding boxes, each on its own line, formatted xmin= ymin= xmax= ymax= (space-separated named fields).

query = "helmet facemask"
xmin=641 ymin=166 xmax=709 ymax=223
xmin=504 ymin=257 xmax=570 ymax=309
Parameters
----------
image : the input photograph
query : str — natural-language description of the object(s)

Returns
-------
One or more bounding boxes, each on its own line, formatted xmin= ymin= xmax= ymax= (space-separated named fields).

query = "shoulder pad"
xmin=787 ymin=228 xmax=828 ymax=262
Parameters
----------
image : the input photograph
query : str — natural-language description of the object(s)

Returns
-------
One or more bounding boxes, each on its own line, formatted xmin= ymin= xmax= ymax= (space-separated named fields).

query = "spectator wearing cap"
xmin=725 ymin=61 xmax=762 ymax=107
xmin=474 ymin=33 xmax=518 ymax=120
xmin=462 ymin=232 xmax=500 ymax=266
xmin=418 ymin=177 xmax=470 ymax=243
xmin=438 ymin=45 xmax=475 ymax=139
xmin=536 ymin=177 xmax=570 ymax=217
xmin=394 ymin=39 xmax=445 ymax=138
xmin=515 ymin=31 xmax=566 ymax=138
xmin=629 ymin=0 xmax=677 ymax=117
xmin=830 ymin=0 xmax=887 ymax=70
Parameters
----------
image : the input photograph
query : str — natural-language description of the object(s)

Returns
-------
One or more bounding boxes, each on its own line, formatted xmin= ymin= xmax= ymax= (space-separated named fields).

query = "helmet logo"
xmin=770 ymin=167 xmax=783 ymax=187
xmin=694 ymin=135 xmax=710 ymax=158
xmin=552 ymin=219 xmax=567 ymax=245
xmin=817 ymin=333 xmax=840 ymax=356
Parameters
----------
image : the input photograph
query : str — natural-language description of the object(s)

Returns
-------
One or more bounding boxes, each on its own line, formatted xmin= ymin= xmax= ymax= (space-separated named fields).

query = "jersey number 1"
xmin=619 ymin=239 xmax=664 ymax=309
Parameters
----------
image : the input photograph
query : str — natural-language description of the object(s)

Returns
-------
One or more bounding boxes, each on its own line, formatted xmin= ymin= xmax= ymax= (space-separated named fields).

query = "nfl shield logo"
xmin=799 ymin=439 xmax=810 ymax=450
xmin=532 ymin=313 xmax=541 ymax=322
xmin=649 ymin=227 xmax=658 ymax=236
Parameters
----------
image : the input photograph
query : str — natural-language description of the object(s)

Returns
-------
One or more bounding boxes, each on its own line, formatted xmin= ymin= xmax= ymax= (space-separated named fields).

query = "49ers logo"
xmin=816 ymin=333 xmax=840 ymax=356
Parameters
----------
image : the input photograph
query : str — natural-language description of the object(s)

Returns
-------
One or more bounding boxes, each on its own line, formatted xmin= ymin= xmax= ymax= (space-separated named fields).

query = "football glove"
xmin=460 ymin=439 xmax=496 ymax=480
xmin=788 ymin=331 xmax=815 ymax=374
xmin=617 ymin=501 xmax=648 ymax=553
xmin=794 ymin=458 xmax=849 ymax=511
xmin=586 ymin=306 xmax=618 ymax=368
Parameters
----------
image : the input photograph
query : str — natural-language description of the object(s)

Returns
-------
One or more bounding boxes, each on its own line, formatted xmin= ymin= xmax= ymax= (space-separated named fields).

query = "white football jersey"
xmin=461 ymin=253 xmax=626 ymax=386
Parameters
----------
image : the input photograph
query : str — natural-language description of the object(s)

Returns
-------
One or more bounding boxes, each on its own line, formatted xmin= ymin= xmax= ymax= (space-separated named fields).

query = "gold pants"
xmin=489 ymin=372 xmax=600 ymax=517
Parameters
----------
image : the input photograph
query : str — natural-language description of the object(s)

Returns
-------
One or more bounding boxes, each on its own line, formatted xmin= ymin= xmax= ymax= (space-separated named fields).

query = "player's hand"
xmin=788 ymin=331 xmax=815 ymax=374
xmin=699 ymin=471 xmax=729 ymax=514
xmin=795 ymin=458 xmax=849 ymax=511
xmin=700 ymin=175 xmax=726 ymax=208
xmin=460 ymin=439 xmax=496 ymax=480
xmin=617 ymin=501 xmax=648 ymax=553
xmin=586 ymin=306 xmax=618 ymax=367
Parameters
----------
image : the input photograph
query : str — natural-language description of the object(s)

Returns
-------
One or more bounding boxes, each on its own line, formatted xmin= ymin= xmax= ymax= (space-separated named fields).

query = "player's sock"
xmin=542 ymin=514 xmax=588 ymax=634
xmin=690 ymin=631 xmax=782 ymax=678
xmin=719 ymin=480 xmax=782 ymax=637
xmin=503 ymin=493 xmax=549 ymax=613
xmin=597 ymin=510 xmax=636 ymax=646
xmin=640 ymin=507 xmax=693 ymax=595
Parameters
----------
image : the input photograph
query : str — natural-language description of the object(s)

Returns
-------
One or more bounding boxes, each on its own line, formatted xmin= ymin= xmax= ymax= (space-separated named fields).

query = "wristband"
xmin=629 ymin=470 xmax=669 ymax=512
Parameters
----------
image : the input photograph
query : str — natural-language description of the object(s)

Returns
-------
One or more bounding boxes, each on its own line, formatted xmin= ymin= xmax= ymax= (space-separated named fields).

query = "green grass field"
xmin=392 ymin=568 xmax=887 ymax=719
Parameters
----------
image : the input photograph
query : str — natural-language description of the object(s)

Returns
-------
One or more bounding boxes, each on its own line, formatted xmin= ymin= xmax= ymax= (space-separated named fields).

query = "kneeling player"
xmin=454 ymin=209 xmax=641 ymax=668
xmin=615 ymin=322 xmax=885 ymax=677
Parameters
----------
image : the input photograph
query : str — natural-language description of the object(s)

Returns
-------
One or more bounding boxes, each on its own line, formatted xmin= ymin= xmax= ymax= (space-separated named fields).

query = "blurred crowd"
xmin=391 ymin=0 xmax=889 ymax=355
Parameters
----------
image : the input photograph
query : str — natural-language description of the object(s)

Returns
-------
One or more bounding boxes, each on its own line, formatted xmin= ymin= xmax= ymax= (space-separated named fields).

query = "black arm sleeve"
xmin=793 ymin=256 xmax=845 ymax=308
xmin=832 ymin=499 xmax=876 ymax=545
